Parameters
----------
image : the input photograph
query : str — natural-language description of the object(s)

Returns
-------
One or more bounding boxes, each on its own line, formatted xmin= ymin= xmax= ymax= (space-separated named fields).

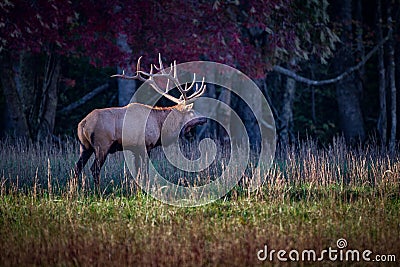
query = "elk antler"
xmin=111 ymin=53 xmax=206 ymax=105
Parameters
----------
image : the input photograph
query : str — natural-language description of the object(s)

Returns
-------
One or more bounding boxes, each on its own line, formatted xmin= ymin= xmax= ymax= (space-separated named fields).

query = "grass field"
xmin=0 ymin=137 xmax=399 ymax=266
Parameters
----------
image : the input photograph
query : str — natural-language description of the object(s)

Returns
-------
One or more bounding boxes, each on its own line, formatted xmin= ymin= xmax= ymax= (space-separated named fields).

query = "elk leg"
xmin=90 ymin=148 xmax=108 ymax=190
xmin=74 ymin=145 xmax=94 ymax=178
xmin=134 ymin=152 xmax=143 ymax=173
xmin=134 ymin=149 xmax=148 ymax=176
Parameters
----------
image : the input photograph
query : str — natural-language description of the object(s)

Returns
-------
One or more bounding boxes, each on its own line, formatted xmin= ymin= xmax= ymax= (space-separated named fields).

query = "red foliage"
xmin=1 ymin=0 xmax=310 ymax=77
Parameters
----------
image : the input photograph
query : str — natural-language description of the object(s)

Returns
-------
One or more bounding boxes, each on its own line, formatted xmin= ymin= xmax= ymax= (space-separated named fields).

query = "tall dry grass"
xmin=0 ymin=137 xmax=399 ymax=266
xmin=0 ymin=136 xmax=399 ymax=199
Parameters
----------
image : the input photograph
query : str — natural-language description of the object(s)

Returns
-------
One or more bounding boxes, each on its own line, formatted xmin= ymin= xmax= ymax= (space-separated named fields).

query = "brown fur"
xmin=73 ymin=103 xmax=206 ymax=187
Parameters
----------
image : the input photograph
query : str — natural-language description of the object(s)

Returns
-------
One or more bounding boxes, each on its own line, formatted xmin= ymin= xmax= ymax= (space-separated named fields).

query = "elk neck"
xmin=150 ymin=105 xmax=174 ymax=128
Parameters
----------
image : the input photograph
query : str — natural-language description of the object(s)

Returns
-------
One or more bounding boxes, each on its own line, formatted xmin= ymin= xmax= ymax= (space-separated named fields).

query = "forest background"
xmin=1 ymin=0 xmax=399 ymax=148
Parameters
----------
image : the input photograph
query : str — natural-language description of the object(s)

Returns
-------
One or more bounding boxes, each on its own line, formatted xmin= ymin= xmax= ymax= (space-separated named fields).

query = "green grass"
xmin=0 ymin=138 xmax=399 ymax=266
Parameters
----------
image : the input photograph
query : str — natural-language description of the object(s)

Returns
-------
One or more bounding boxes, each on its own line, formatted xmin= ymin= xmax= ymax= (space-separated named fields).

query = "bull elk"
xmin=73 ymin=54 xmax=207 ymax=188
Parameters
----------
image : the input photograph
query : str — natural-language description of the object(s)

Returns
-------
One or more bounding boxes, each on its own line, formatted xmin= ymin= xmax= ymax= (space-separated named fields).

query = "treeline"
xmin=0 ymin=0 xmax=399 ymax=147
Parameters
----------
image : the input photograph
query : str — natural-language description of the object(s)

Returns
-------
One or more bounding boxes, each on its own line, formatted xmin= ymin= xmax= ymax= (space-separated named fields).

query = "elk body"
xmin=74 ymin=55 xmax=207 ymax=187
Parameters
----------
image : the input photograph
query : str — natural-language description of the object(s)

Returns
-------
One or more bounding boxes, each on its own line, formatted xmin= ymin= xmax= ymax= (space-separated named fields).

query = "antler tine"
xmin=158 ymin=53 xmax=163 ymax=69
xmin=176 ymin=75 xmax=207 ymax=104
xmin=169 ymin=62 xmax=174 ymax=76
xmin=138 ymin=55 xmax=182 ymax=104
xmin=133 ymin=56 xmax=145 ymax=80
xmin=110 ymin=56 xmax=149 ymax=81
xmin=136 ymin=56 xmax=143 ymax=77
xmin=149 ymin=64 xmax=154 ymax=75
xmin=185 ymin=77 xmax=207 ymax=104
xmin=183 ymin=73 xmax=197 ymax=92
xmin=152 ymin=55 xmax=174 ymax=92
xmin=173 ymin=60 xmax=177 ymax=78
xmin=136 ymin=56 xmax=158 ymax=82
xmin=158 ymin=53 xmax=166 ymax=74
xmin=165 ymin=78 xmax=170 ymax=92
xmin=154 ymin=53 xmax=170 ymax=76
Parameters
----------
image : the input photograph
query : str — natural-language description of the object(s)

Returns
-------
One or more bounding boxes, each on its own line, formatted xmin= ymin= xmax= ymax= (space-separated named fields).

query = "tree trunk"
xmin=0 ymin=51 xmax=60 ymax=140
xmin=196 ymin=82 xmax=216 ymax=138
xmin=280 ymin=67 xmax=296 ymax=146
xmin=0 ymin=53 xmax=30 ymax=138
xmin=233 ymin=78 xmax=263 ymax=152
xmin=217 ymin=86 xmax=231 ymax=144
xmin=118 ymin=69 xmax=137 ymax=106
xmin=387 ymin=6 xmax=397 ymax=150
xmin=117 ymin=33 xmax=137 ymax=106
xmin=354 ymin=0 xmax=364 ymax=97
xmin=333 ymin=0 xmax=365 ymax=143
xmin=376 ymin=0 xmax=387 ymax=145
xmin=37 ymin=53 xmax=60 ymax=140
xmin=17 ymin=53 xmax=37 ymax=121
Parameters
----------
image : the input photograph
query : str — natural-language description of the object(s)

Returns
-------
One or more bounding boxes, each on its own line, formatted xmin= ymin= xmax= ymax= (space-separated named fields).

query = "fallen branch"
xmin=273 ymin=34 xmax=390 ymax=86
xmin=59 ymin=83 xmax=109 ymax=115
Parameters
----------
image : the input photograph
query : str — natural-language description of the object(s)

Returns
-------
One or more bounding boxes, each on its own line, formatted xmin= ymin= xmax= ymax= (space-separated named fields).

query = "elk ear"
xmin=184 ymin=103 xmax=193 ymax=111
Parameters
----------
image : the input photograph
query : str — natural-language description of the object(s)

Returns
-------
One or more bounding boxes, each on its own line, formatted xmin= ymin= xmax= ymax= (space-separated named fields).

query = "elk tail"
xmin=77 ymin=119 xmax=92 ymax=150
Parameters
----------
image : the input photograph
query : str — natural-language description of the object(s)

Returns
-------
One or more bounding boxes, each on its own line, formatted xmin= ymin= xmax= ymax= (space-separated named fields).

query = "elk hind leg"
xmin=90 ymin=148 xmax=108 ymax=191
xmin=74 ymin=145 xmax=94 ymax=178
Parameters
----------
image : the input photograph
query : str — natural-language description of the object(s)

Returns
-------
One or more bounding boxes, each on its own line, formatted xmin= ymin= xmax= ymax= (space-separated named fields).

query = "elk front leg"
xmin=133 ymin=149 xmax=149 ymax=177
xmin=134 ymin=151 xmax=144 ymax=174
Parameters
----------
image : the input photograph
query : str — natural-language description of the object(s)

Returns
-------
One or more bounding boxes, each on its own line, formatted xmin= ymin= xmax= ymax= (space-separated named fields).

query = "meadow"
xmin=0 ymin=137 xmax=399 ymax=266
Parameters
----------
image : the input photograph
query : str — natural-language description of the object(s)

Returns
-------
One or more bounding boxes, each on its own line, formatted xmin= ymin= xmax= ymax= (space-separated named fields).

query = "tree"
xmin=387 ymin=2 xmax=397 ymax=151
xmin=376 ymin=0 xmax=387 ymax=145
xmin=280 ymin=62 xmax=297 ymax=146
xmin=331 ymin=0 xmax=365 ymax=143
xmin=0 ymin=0 xmax=339 ymax=142
xmin=0 ymin=1 xmax=134 ymax=139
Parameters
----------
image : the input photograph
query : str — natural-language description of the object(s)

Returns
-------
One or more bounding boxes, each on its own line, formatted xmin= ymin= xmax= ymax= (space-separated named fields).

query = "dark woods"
xmin=0 ymin=0 xmax=399 ymax=149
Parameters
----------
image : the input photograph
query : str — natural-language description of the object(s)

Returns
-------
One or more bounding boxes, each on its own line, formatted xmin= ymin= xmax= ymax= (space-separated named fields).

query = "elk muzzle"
xmin=182 ymin=116 xmax=207 ymax=138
